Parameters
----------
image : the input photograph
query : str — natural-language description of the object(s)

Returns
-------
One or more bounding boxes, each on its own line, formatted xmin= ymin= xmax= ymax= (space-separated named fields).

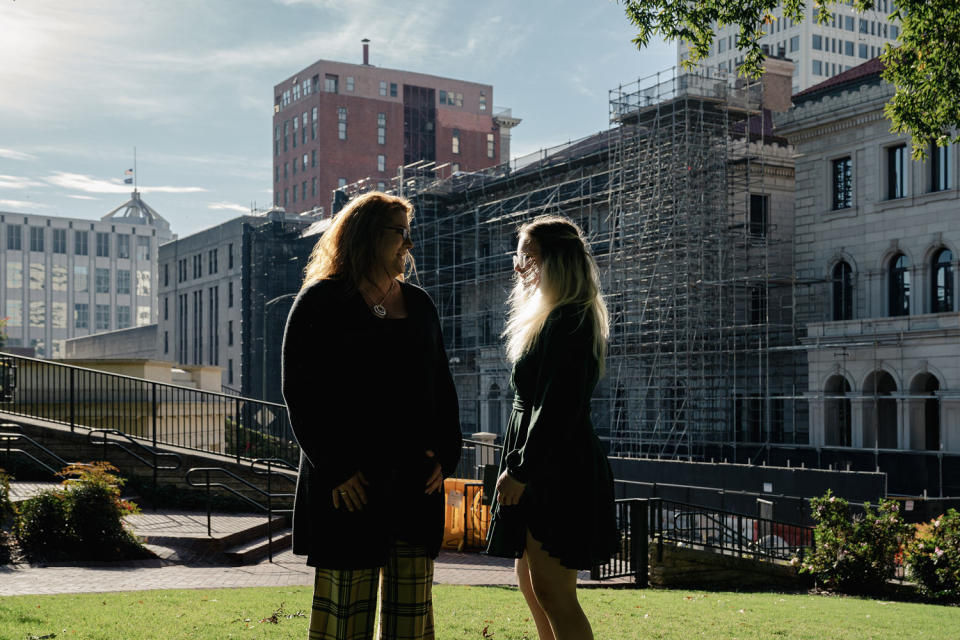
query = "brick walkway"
xmin=2 ymin=490 xmax=630 ymax=596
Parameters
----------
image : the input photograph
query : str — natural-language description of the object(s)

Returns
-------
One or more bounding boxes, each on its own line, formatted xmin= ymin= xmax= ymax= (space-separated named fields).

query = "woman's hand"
xmin=495 ymin=470 xmax=526 ymax=506
xmin=424 ymin=449 xmax=443 ymax=494
xmin=332 ymin=471 xmax=370 ymax=512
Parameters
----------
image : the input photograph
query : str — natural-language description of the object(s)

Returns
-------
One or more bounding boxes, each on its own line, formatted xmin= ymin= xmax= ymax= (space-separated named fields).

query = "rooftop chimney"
xmin=362 ymin=38 xmax=370 ymax=66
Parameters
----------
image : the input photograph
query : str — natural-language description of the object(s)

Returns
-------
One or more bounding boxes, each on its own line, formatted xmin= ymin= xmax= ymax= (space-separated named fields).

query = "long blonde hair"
xmin=503 ymin=215 xmax=609 ymax=375
xmin=301 ymin=192 xmax=414 ymax=290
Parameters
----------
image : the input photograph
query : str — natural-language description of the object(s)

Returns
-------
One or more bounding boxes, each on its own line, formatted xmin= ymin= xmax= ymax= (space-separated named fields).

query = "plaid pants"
xmin=309 ymin=540 xmax=435 ymax=640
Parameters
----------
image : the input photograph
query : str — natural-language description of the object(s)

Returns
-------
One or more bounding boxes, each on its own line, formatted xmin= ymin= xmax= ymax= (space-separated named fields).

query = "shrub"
xmin=0 ymin=467 xmax=12 ymax=522
xmin=14 ymin=490 xmax=76 ymax=560
xmin=15 ymin=462 xmax=147 ymax=561
xmin=800 ymin=490 xmax=910 ymax=595
xmin=906 ymin=509 xmax=960 ymax=601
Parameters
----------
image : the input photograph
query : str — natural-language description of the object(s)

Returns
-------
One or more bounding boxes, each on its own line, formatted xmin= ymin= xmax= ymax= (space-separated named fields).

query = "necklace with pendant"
xmin=371 ymin=279 xmax=395 ymax=318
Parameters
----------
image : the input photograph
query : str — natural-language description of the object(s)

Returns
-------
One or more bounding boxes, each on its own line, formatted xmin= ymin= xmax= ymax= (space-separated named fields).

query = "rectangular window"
xmin=845 ymin=15 xmax=854 ymax=31
xmin=337 ymin=107 xmax=347 ymax=140
xmin=117 ymin=269 xmax=131 ymax=294
xmin=311 ymin=149 xmax=317 ymax=167
xmin=812 ymin=34 xmax=822 ymax=50
xmin=51 ymin=301 xmax=66 ymax=329
xmin=324 ymin=74 xmax=338 ymax=93
xmin=789 ymin=35 xmax=799 ymax=52
xmin=859 ymin=18 xmax=868 ymax=33
xmin=74 ymin=265 xmax=88 ymax=292
xmin=390 ymin=82 xmax=397 ymax=97
xmin=29 ymin=227 xmax=43 ymax=252
xmin=228 ymin=320 xmax=234 ymax=346
xmin=312 ymin=177 xmax=317 ymax=196
xmin=29 ymin=263 xmax=43 ymax=290
xmin=750 ymin=287 xmax=768 ymax=325
xmin=377 ymin=112 xmax=386 ymax=145
xmin=95 ymin=304 xmax=110 ymax=331
xmin=439 ymin=90 xmax=447 ymax=105
xmin=302 ymin=112 xmax=308 ymax=144
xmin=832 ymin=156 xmax=853 ymax=210
xmin=135 ymin=269 xmax=149 ymax=296
xmin=74 ymin=230 xmax=88 ymax=255
xmin=302 ymin=153 xmax=308 ymax=170
xmin=208 ymin=248 xmax=218 ymax=275
xmin=51 ymin=265 xmax=66 ymax=291
xmin=228 ymin=359 xmax=234 ymax=385
xmin=891 ymin=25 xmax=899 ymax=38
xmin=95 ymin=267 xmax=110 ymax=294
xmin=479 ymin=94 xmax=487 ymax=111
xmin=887 ymin=144 xmax=906 ymax=199
xmin=117 ymin=234 xmax=130 ymax=259
xmin=164 ymin=296 xmax=169 ymax=321
xmin=228 ymin=281 xmax=234 ymax=307
xmin=302 ymin=181 xmax=307 ymax=201
xmin=6 ymin=225 xmax=21 ymax=250
xmin=338 ymin=177 xmax=347 ymax=188
xmin=377 ymin=154 xmax=385 ymax=172
xmin=52 ymin=228 xmax=66 ymax=254
xmin=858 ymin=43 xmax=868 ymax=58
xmin=844 ymin=40 xmax=854 ymax=56
xmin=452 ymin=129 xmax=460 ymax=154
xmin=164 ymin=330 xmax=169 ymax=354
xmin=74 ymin=303 xmax=89 ymax=329
xmin=750 ymin=194 xmax=768 ymax=236
xmin=379 ymin=81 xmax=387 ymax=96
xmin=96 ymin=231 xmax=110 ymax=257
xmin=7 ymin=261 xmax=22 ymax=288
xmin=487 ymin=133 xmax=495 ymax=159
xmin=6 ymin=300 xmax=21 ymax=327
xmin=346 ymin=76 xmax=354 ymax=91
xmin=813 ymin=60 xmax=823 ymax=75
xmin=931 ymin=142 xmax=950 ymax=192
xmin=137 ymin=236 xmax=150 ymax=260
xmin=117 ymin=305 xmax=131 ymax=330
xmin=228 ymin=243 xmax=234 ymax=270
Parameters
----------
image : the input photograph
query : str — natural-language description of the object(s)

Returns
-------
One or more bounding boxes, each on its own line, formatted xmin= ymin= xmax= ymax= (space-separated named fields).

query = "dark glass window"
xmin=932 ymin=248 xmax=953 ymax=313
xmin=887 ymin=144 xmax=906 ymax=199
xmin=832 ymin=157 xmax=852 ymax=209
xmin=832 ymin=261 xmax=853 ymax=321
xmin=888 ymin=253 xmax=911 ymax=316
xmin=749 ymin=194 xmax=768 ymax=237
xmin=931 ymin=142 xmax=950 ymax=192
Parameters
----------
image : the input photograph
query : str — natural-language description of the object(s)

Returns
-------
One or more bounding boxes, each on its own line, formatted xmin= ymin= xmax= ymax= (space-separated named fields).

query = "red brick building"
xmin=273 ymin=41 xmax=520 ymax=215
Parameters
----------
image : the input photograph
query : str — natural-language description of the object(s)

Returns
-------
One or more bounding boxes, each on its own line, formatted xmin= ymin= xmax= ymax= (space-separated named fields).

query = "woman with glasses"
xmin=486 ymin=215 xmax=618 ymax=640
xmin=282 ymin=191 xmax=462 ymax=640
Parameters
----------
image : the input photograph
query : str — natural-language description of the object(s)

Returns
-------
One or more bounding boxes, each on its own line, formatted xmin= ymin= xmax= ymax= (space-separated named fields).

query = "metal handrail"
xmin=185 ymin=466 xmax=294 ymax=562
xmin=87 ymin=429 xmax=183 ymax=510
xmin=0 ymin=427 xmax=74 ymax=476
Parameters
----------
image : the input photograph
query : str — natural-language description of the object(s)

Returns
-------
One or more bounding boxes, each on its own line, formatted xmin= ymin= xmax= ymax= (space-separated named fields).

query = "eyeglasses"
xmin=513 ymin=252 xmax=534 ymax=270
xmin=384 ymin=225 xmax=412 ymax=242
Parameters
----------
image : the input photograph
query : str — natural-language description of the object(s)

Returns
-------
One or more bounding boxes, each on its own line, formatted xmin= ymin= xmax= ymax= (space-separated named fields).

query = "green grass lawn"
xmin=0 ymin=585 xmax=957 ymax=639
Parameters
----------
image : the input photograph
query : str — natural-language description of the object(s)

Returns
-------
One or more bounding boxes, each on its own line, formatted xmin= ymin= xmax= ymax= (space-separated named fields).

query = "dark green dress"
xmin=485 ymin=304 xmax=619 ymax=569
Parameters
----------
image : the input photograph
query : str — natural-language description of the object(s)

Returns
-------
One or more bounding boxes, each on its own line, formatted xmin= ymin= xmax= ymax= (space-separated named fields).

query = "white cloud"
xmin=208 ymin=202 xmax=250 ymax=213
xmin=45 ymin=172 xmax=207 ymax=195
xmin=0 ymin=199 xmax=48 ymax=210
xmin=0 ymin=148 xmax=37 ymax=161
xmin=67 ymin=194 xmax=98 ymax=200
xmin=0 ymin=174 xmax=45 ymax=190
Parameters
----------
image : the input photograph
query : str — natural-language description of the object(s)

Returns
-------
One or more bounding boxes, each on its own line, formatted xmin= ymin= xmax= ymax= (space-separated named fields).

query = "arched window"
xmin=832 ymin=261 xmax=853 ymax=321
xmin=888 ymin=253 xmax=910 ymax=316
xmin=932 ymin=248 xmax=953 ymax=313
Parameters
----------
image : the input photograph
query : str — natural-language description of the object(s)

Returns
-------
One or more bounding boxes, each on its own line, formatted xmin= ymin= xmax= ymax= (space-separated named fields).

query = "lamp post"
xmin=261 ymin=293 xmax=297 ymax=401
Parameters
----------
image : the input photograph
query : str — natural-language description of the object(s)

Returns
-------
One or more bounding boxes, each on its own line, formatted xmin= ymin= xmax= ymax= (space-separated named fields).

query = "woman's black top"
xmin=485 ymin=304 xmax=619 ymax=569
xmin=281 ymin=278 xmax=462 ymax=569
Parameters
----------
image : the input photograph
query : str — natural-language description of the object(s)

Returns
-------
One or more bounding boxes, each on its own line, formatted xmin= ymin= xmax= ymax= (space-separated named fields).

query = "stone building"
xmin=775 ymin=58 xmax=960 ymax=493
xmin=0 ymin=191 xmax=171 ymax=358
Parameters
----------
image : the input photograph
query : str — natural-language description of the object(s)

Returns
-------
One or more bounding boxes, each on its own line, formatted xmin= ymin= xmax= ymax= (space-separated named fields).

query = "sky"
xmin=0 ymin=0 xmax=676 ymax=238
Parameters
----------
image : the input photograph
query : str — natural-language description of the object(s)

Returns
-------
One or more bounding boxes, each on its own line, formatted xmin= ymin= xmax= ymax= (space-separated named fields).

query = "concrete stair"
xmin=222 ymin=527 xmax=293 ymax=564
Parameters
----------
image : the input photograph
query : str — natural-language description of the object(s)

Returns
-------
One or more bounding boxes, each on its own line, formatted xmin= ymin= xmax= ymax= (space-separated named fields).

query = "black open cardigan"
xmin=281 ymin=277 xmax=462 ymax=569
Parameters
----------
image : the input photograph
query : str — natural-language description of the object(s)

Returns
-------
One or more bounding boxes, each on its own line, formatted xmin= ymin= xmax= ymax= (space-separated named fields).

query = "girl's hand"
xmin=495 ymin=470 xmax=526 ymax=506
xmin=332 ymin=471 xmax=370 ymax=511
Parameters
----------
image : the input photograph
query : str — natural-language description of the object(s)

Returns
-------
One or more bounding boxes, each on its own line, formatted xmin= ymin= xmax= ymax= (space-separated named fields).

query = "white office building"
xmin=678 ymin=1 xmax=900 ymax=94
xmin=0 ymin=191 xmax=172 ymax=358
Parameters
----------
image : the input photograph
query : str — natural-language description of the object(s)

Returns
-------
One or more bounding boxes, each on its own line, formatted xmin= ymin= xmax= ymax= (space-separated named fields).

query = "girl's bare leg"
xmin=523 ymin=530 xmax=593 ymax=640
xmin=515 ymin=554 xmax=556 ymax=640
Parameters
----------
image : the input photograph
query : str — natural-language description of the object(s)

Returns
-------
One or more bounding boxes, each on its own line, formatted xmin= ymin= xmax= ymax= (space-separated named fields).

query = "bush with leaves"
xmin=800 ymin=490 xmax=910 ymax=594
xmin=906 ymin=509 xmax=960 ymax=601
xmin=0 ymin=468 xmax=12 ymax=564
xmin=15 ymin=462 xmax=147 ymax=561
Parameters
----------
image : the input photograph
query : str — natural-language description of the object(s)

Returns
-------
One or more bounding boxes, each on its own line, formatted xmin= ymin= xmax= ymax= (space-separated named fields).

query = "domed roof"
xmin=101 ymin=190 xmax=171 ymax=237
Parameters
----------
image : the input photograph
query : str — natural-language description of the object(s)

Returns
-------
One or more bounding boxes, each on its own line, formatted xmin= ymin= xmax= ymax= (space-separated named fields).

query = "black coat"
xmin=281 ymin=278 xmax=462 ymax=569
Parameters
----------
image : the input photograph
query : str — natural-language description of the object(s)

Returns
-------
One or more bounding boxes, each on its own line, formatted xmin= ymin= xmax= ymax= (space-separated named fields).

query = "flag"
xmin=124 ymin=168 xmax=133 ymax=175
xmin=124 ymin=178 xmax=133 ymax=184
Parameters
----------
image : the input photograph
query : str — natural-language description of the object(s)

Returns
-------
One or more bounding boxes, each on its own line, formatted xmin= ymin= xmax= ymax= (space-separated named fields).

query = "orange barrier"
xmin=441 ymin=478 xmax=491 ymax=551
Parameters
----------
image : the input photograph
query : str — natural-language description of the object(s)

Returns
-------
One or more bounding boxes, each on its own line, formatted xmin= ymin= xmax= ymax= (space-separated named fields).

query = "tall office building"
xmin=677 ymin=1 xmax=900 ymax=94
xmin=0 ymin=191 xmax=172 ymax=358
xmin=272 ymin=40 xmax=520 ymax=215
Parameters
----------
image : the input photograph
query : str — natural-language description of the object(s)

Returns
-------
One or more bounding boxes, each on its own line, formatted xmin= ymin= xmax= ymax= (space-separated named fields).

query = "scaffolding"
xmin=341 ymin=65 xmax=800 ymax=461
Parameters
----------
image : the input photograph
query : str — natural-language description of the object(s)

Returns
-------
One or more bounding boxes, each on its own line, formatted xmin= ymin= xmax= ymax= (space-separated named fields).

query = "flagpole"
xmin=134 ymin=146 xmax=137 ymax=192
